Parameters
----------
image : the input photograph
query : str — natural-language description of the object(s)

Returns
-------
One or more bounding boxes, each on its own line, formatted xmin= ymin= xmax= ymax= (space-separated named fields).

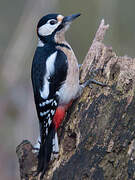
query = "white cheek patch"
xmin=38 ymin=22 xmax=61 ymax=36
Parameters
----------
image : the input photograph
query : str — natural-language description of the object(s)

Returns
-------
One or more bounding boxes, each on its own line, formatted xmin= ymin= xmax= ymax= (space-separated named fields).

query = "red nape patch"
xmin=53 ymin=106 xmax=66 ymax=129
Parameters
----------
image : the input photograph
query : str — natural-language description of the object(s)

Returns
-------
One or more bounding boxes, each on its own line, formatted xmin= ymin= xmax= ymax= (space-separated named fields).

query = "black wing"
xmin=31 ymin=47 xmax=68 ymax=129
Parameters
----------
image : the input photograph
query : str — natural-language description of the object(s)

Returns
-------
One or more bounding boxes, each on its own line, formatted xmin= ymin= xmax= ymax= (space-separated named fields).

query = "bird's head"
xmin=37 ymin=13 xmax=81 ymax=45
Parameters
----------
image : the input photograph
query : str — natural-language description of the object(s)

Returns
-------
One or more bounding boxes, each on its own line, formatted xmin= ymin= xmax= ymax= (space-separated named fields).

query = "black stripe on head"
xmin=38 ymin=34 xmax=53 ymax=44
xmin=37 ymin=14 xmax=59 ymax=29
xmin=53 ymin=23 xmax=64 ymax=33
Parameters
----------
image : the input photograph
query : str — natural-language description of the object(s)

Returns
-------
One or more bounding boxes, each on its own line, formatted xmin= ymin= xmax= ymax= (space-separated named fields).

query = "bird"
xmin=31 ymin=13 xmax=106 ymax=179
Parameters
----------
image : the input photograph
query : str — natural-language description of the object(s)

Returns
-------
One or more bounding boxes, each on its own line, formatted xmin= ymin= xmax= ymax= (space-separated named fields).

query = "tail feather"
xmin=36 ymin=127 xmax=55 ymax=179
xmin=53 ymin=132 xmax=59 ymax=154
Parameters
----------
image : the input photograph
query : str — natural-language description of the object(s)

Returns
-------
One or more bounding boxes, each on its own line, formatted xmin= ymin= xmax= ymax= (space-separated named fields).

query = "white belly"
xmin=58 ymin=81 xmax=80 ymax=105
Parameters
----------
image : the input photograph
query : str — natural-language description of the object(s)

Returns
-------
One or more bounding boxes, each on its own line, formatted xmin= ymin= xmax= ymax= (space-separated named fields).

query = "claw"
xmin=82 ymin=78 xmax=107 ymax=88
xmin=33 ymin=171 xmax=39 ymax=177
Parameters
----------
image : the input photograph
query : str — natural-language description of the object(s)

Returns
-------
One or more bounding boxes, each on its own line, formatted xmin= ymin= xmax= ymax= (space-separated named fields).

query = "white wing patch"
xmin=40 ymin=78 xmax=49 ymax=99
xmin=40 ymin=51 xmax=57 ymax=99
xmin=39 ymin=99 xmax=53 ymax=107
xmin=40 ymin=110 xmax=50 ymax=117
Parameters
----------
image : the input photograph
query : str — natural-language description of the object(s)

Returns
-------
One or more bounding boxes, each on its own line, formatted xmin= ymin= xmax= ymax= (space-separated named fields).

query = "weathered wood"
xmin=16 ymin=20 xmax=135 ymax=180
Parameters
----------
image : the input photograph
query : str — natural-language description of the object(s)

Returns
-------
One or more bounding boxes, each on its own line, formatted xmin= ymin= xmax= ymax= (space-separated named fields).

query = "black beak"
xmin=62 ymin=13 xmax=81 ymax=24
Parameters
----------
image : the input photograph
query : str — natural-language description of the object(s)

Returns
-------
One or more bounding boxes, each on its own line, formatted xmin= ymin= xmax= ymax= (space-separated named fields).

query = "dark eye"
xmin=50 ymin=20 xmax=57 ymax=25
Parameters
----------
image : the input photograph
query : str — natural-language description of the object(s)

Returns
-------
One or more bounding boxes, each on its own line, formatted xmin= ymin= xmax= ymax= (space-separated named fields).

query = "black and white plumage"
xmin=32 ymin=47 xmax=68 ymax=136
xmin=31 ymin=13 xmax=82 ymax=179
xmin=32 ymin=44 xmax=68 ymax=177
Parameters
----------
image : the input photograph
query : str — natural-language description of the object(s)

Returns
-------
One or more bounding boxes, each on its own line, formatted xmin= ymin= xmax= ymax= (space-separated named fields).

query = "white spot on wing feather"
xmin=39 ymin=99 xmax=53 ymax=107
xmin=48 ymin=118 xmax=52 ymax=125
xmin=40 ymin=110 xmax=50 ymax=117
xmin=53 ymin=100 xmax=57 ymax=106
xmin=46 ymin=99 xmax=53 ymax=104
xmin=47 ymin=113 xmax=50 ymax=118
xmin=51 ymin=110 xmax=55 ymax=115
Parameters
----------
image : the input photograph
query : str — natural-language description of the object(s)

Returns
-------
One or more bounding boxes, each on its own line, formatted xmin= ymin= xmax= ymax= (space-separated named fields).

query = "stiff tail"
xmin=52 ymin=132 xmax=59 ymax=157
xmin=36 ymin=127 xmax=55 ymax=179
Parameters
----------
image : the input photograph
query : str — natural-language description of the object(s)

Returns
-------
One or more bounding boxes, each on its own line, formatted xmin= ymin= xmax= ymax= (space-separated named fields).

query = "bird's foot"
xmin=82 ymin=78 xmax=107 ymax=88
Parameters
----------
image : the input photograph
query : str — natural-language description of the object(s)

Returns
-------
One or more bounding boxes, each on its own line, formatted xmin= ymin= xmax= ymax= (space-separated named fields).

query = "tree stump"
xmin=16 ymin=20 xmax=135 ymax=180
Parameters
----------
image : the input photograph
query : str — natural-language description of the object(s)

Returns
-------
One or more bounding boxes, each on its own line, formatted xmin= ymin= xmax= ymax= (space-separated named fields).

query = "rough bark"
xmin=16 ymin=20 xmax=135 ymax=180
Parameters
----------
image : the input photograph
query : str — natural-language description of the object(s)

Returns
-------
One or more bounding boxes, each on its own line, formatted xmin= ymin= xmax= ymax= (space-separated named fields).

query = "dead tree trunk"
xmin=16 ymin=20 xmax=135 ymax=180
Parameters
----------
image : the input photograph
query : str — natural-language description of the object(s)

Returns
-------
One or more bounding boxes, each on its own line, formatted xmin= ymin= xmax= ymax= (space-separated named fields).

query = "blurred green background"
xmin=0 ymin=0 xmax=135 ymax=179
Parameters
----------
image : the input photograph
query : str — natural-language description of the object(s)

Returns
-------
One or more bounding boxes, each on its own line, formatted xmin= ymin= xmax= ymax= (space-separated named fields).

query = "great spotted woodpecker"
xmin=31 ymin=13 xmax=105 ymax=179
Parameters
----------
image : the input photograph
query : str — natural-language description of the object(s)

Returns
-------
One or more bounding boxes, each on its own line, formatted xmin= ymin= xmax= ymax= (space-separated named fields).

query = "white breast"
xmin=57 ymin=82 xmax=80 ymax=105
xmin=56 ymin=42 xmax=80 ymax=105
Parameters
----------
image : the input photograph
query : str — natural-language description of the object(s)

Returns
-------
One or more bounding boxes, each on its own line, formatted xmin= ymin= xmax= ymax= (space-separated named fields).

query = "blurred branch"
xmin=80 ymin=19 xmax=109 ymax=82
xmin=16 ymin=19 xmax=135 ymax=180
